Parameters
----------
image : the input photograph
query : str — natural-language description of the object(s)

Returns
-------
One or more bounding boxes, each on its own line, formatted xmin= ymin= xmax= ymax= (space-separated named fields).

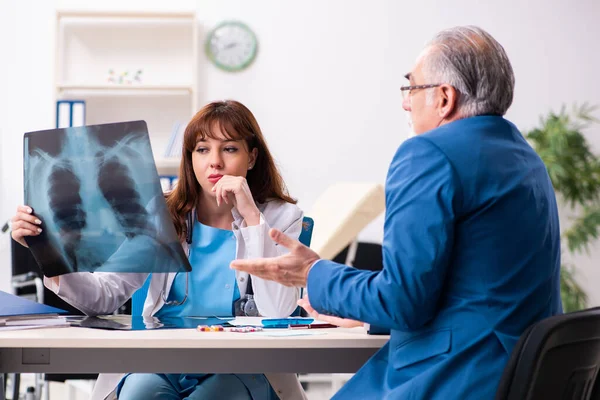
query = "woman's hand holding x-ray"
xmin=11 ymin=205 xmax=42 ymax=248
xmin=11 ymin=204 xmax=60 ymax=286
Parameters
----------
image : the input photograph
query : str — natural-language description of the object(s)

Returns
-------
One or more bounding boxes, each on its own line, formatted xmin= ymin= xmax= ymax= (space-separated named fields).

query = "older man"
xmin=231 ymin=26 xmax=562 ymax=399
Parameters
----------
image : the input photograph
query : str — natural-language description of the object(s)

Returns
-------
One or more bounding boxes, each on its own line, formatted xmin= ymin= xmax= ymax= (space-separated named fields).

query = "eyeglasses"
xmin=400 ymin=84 xmax=441 ymax=100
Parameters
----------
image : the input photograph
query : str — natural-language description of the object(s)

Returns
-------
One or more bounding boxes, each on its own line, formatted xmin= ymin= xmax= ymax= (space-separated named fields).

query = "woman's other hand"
xmin=298 ymin=296 xmax=364 ymax=328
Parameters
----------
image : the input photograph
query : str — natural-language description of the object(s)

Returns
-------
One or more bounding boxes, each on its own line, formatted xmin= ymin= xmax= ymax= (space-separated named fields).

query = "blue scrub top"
xmin=157 ymin=221 xmax=240 ymax=319
xmin=126 ymin=221 xmax=276 ymax=400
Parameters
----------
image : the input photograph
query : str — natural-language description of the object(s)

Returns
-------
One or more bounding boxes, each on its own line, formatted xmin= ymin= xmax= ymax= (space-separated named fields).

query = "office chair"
xmin=130 ymin=216 xmax=315 ymax=317
xmin=332 ymin=242 xmax=383 ymax=272
xmin=495 ymin=307 xmax=600 ymax=400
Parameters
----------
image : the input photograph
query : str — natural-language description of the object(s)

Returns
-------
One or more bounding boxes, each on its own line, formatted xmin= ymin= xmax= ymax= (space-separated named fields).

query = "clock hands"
xmin=223 ymin=42 xmax=239 ymax=50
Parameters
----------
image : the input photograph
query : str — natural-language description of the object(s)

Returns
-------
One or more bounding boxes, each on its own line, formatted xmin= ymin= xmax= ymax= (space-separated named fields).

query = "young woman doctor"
xmin=11 ymin=100 xmax=306 ymax=400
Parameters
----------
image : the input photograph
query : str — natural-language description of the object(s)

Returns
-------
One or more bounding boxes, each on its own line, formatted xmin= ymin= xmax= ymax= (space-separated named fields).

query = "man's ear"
xmin=438 ymin=84 xmax=458 ymax=119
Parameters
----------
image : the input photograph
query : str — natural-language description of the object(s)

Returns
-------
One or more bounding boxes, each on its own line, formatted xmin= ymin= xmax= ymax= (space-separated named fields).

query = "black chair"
xmin=495 ymin=307 xmax=600 ymax=400
xmin=332 ymin=242 xmax=383 ymax=272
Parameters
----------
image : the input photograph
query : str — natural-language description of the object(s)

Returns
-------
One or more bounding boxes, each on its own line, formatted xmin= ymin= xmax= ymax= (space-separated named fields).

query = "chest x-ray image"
xmin=23 ymin=120 xmax=192 ymax=277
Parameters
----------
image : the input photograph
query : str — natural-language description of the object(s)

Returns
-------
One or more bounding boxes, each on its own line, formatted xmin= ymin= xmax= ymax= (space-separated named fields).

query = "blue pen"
xmin=262 ymin=318 xmax=314 ymax=328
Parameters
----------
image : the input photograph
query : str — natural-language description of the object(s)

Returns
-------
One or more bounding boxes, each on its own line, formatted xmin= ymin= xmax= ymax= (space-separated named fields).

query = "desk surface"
xmin=0 ymin=326 xmax=388 ymax=349
xmin=0 ymin=325 xmax=389 ymax=375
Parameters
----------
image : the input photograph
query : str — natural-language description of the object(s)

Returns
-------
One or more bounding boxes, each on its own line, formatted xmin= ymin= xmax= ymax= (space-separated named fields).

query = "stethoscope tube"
xmin=160 ymin=210 xmax=194 ymax=306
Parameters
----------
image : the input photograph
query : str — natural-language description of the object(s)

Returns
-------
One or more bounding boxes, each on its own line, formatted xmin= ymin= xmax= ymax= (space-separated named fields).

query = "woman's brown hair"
xmin=165 ymin=100 xmax=296 ymax=240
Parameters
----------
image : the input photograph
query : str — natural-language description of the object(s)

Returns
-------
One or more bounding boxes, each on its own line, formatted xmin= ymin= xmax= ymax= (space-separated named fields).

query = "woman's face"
xmin=191 ymin=126 xmax=257 ymax=196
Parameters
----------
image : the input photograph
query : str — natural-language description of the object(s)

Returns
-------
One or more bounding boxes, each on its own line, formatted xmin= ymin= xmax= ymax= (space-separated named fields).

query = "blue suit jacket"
xmin=307 ymin=116 xmax=562 ymax=399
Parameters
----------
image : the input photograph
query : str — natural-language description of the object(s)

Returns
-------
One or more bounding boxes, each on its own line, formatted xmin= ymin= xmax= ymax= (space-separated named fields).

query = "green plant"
xmin=526 ymin=103 xmax=600 ymax=312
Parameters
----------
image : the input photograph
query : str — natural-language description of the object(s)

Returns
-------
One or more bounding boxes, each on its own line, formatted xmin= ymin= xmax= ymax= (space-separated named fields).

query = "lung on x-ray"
xmin=23 ymin=120 xmax=192 ymax=277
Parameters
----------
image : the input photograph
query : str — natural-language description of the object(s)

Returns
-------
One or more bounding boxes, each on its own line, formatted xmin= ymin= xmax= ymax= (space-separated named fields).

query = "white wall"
xmin=1 ymin=0 xmax=600 ymax=302
xmin=0 ymin=0 xmax=22 ymax=290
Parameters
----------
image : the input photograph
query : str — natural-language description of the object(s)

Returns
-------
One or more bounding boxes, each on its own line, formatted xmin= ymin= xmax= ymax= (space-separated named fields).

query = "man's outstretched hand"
xmin=230 ymin=228 xmax=320 ymax=287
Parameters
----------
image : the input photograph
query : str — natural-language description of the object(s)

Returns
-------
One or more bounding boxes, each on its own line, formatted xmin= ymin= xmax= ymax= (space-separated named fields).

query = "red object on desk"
xmin=289 ymin=323 xmax=338 ymax=330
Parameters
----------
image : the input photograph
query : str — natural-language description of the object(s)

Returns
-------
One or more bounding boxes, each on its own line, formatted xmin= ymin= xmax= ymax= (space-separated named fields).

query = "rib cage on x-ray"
xmin=97 ymin=156 xmax=153 ymax=238
xmin=48 ymin=162 xmax=86 ymax=269
xmin=23 ymin=120 xmax=192 ymax=277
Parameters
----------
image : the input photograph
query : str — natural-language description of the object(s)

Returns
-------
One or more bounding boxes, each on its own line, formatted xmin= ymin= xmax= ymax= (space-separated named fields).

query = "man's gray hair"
xmin=422 ymin=26 xmax=515 ymax=117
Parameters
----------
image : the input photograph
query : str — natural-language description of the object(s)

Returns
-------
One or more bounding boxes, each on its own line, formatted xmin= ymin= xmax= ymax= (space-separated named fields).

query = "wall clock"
xmin=205 ymin=21 xmax=258 ymax=72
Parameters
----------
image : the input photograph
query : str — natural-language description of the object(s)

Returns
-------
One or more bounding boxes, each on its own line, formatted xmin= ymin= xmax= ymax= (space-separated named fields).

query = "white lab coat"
xmin=45 ymin=200 xmax=307 ymax=400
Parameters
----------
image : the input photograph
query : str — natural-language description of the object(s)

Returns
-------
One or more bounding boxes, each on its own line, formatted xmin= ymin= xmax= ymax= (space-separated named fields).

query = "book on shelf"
xmin=160 ymin=175 xmax=179 ymax=192
xmin=56 ymin=100 xmax=86 ymax=129
xmin=164 ymin=121 xmax=185 ymax=158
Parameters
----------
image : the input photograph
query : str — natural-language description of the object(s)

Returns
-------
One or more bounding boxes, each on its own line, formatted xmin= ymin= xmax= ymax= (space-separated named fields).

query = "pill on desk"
xmin=227 ymin=326 xmax=263 ymax=333
xmin=197 ymin=325 xmax=224 ymax=332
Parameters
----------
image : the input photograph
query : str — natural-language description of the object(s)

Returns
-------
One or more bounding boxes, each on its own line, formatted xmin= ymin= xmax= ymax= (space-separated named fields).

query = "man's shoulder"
xmin=415 ymin=115 xmax=520 ymax=167
xmin=393 ymin=134 xmax=450 ymax=167
xmin=423 ymin=115 xmax=513 ymax=143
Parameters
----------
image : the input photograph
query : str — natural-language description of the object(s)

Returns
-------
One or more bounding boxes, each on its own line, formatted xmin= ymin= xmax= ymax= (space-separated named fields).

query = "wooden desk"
xmin=0 ymin=325 xmax=388 ymax=399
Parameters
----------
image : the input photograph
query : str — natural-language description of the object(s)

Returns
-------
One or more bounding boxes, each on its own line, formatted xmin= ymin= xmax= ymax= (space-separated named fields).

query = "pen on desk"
xmin=289 ymin=323 xmax=338 ymax=330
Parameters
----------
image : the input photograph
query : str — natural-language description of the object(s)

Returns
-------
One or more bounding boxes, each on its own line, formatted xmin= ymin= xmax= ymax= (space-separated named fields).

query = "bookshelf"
xmin=57 ymin=84 xmax=194 ymax=96
xmin=54 ymin=9 xmax=197 ymax=176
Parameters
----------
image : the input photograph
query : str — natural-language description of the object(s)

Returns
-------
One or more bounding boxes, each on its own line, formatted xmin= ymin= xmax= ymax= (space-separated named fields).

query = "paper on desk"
xmin=250 ymin=330 xmax=327 ymax=337
xmin=227 ymin=317 xmax=264 ymax=327
xmin=0 ymin=324 xmax=70 ymax=332
xmin=312 ymin=319 xmax=337 ymax=325
xmin=3 ymin=317 xmax=68 ymax=326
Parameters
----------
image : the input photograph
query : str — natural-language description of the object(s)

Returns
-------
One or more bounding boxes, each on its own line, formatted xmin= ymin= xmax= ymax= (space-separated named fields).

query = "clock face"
xmin=205 ymin=21 xmax=258 ymax=72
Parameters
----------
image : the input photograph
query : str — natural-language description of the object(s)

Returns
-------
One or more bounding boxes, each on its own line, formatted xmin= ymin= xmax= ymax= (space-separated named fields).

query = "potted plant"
xmin=525 ymin=103 xmax=599 ymax=312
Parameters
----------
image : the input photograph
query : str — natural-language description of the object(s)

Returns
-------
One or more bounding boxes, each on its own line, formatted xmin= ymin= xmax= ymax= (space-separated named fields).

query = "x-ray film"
xmin=23 ymin=120 xmax=192 ymax=277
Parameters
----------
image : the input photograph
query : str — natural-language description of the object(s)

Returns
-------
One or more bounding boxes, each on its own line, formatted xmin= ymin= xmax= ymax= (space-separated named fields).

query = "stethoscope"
xmin=160 ymin=211 xmax=194 ymax=306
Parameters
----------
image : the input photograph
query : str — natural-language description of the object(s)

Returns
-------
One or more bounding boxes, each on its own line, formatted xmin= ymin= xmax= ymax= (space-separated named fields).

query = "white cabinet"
xmin=55 ymin=10 xmax=197 ymax=176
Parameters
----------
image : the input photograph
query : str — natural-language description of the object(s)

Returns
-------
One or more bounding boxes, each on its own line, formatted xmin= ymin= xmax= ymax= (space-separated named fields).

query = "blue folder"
xmin=0 ymin=290 xmax=67 ymax=317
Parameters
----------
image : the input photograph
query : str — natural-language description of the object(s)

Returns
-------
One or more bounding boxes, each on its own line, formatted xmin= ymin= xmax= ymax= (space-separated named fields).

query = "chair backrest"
xmin=308 ymin=182 xmax=384 ymax=260
xmin=131 ymin=275 xmax=152 ymax=317
xmin=332 ymin=241 xmax=383 ymax=272
xmin=495 ymin=307 xmax=600 ymax=400
xmin=130 ymin=216 xmax=315 ymax=317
